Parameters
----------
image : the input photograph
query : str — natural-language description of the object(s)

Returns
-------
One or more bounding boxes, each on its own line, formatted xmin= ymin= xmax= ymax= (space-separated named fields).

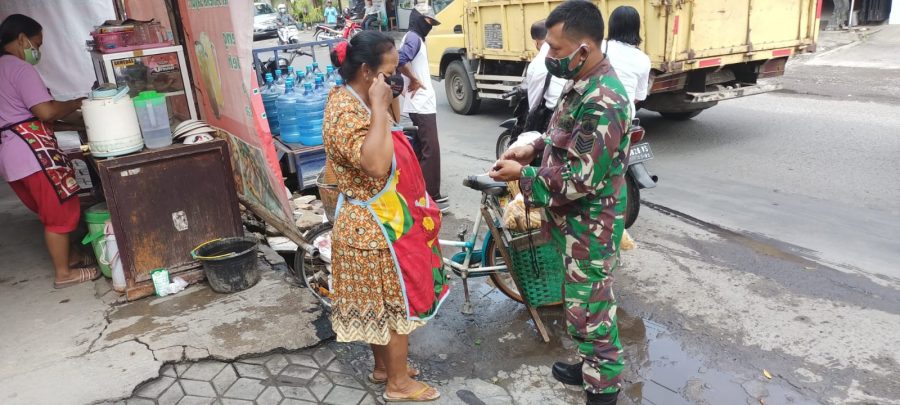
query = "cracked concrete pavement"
xmin=0 ymin=187 xmax=330 ymax=405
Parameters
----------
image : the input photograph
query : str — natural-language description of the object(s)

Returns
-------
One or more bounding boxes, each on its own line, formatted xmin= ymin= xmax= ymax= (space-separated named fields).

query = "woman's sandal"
xmin=70 ymin=250 xmax=97 ymax=267
xmin=54 ymin=267 xmax=101 ymax=289
xmin=382 ymin=382 xmax=441 ymax=402
xmin=368 ymin=367 xmax=420 ymax=385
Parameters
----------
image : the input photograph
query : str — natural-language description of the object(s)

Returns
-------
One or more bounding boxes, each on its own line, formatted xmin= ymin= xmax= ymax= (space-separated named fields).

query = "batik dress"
xmin=322 ymin=85 xmax=449 ymax=345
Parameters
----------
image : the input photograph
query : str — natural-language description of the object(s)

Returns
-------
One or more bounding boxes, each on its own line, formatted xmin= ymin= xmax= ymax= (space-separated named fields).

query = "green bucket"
xmin=82 ymin=203 xmax=112 ymax=278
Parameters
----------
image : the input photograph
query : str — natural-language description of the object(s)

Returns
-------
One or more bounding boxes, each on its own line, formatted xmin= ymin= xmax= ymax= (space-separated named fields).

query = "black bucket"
xmin=191 ymin=237 xmax=261 ymax=293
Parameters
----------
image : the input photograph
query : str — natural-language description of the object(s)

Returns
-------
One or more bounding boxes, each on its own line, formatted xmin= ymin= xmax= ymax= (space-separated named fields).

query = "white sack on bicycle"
xmin=503 ymin=194 xmax=542 ymax=232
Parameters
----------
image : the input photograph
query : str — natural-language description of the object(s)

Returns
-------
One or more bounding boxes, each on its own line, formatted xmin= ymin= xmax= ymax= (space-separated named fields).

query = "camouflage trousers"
xmin=562 ymin=255 xmax=624 ymax=394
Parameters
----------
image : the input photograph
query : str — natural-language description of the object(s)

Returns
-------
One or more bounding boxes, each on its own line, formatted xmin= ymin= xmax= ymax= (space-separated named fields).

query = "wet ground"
xmin=351 ymin=208 xmax=832 ymax=405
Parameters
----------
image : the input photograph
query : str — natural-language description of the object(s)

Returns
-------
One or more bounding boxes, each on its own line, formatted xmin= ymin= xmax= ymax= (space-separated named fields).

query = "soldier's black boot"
xmin=551 ymin=361 xmax=584 ymax=386
xmin=585 ymin=391 xmax=618 ymax=405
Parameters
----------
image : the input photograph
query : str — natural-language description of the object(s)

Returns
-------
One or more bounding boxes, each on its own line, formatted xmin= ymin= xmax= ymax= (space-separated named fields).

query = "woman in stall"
xmin=0 ymin=14 xmax=97 ymax=288
xmin=322 ymin=31 xmax=447 ymax=402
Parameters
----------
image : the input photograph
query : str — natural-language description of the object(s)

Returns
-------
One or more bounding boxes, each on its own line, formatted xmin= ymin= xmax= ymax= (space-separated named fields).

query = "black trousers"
xmin=409 ymin=113 xmax=441 ymax=198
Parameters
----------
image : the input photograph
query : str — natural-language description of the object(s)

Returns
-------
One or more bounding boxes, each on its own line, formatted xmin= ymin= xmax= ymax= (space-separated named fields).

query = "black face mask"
xmin=409 ymin=10 xmax=433 ymax=38
xmin=385 ymin=73 xmax=404 ymax=98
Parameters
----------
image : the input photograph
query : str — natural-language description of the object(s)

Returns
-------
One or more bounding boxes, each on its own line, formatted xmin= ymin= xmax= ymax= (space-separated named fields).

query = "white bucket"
xmin=101 ymin=220 xmax=126 ymax=292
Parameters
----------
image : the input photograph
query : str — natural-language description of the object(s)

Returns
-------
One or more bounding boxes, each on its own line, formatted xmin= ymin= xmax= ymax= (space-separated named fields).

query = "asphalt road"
xmin=434 ymin=75 xmax=900 ymax=285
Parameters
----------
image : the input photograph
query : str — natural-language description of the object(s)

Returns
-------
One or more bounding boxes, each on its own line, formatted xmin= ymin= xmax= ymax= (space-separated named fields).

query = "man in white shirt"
xmin=603 ymin=6 xmax=651 ymax=120
xmin=398 ymin=6 xmax=449 ymax=211
xmin=512 ymin=20 xmax=566 ymax=141
xmin=520 ymin=20 xmax=565 ymax=123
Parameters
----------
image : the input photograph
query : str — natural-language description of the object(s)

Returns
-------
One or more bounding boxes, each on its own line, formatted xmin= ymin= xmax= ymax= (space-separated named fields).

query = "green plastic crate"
xmin=507 ymin=230 xmax=564 ymax=307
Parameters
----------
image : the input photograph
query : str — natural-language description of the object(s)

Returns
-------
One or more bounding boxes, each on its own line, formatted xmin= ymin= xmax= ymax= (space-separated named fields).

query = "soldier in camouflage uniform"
xmin=490 ymin=2 xmax=631 ymax=404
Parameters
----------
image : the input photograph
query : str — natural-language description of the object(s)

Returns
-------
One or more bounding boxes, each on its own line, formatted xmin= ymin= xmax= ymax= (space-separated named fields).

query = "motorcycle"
xmin=276 ymin=23 xmax=301 ymax=45
xmin=314 ymin=10 xmax=362 ymax=44
xmin=259 ymin=49 xmax=313 ymax=79
xmin=621 ymin=119 xmax=658 ymax=229
xmin=497 ymin=95 xmax=658 ymax=228
xmin=496 ymin=87 xmax=529 ymax=159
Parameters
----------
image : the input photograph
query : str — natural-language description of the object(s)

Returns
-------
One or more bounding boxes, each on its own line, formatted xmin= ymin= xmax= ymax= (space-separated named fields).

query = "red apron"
xmin=0 ymin=118 xmax=80 ymax=202
xmin=336 ymin=129 xmax=450 ymax=320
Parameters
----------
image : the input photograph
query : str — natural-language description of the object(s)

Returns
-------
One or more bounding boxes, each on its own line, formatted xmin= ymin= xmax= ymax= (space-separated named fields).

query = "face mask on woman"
xmin=24 ymin=38 xmax=41 ymax=65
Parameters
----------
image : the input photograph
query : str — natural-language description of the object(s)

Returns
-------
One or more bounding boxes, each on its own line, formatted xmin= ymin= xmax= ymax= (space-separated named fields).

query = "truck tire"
xmin=445 ymin=60 xmax=480 ymax=115
xmin=659 ymin=110 xmax=704 ymax=120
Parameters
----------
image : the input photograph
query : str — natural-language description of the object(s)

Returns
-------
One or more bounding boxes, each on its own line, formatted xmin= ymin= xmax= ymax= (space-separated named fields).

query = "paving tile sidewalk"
xmin=114 ymin=343 xmax=383 ymax=405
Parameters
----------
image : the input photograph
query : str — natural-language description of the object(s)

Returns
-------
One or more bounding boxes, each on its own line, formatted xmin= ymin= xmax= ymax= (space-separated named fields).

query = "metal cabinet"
xmin=97 ymin=140 xmax=242 ymax=300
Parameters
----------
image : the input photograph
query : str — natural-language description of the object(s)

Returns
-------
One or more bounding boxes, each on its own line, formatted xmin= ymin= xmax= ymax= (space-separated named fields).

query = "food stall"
xmin=1 ymin=0 xmax=321 ymax=300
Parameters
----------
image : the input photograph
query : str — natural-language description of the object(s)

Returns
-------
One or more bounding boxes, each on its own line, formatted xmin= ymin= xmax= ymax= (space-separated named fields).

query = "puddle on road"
xmin=617 ymin=311 xmax=818 ymax=405
xmin=398 ymin=272 xmax=818 ymax=404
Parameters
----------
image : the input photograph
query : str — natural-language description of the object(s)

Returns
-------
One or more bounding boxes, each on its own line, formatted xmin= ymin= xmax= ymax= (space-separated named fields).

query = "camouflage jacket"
xmin=519 ymin=58 xmax=631 ymax=267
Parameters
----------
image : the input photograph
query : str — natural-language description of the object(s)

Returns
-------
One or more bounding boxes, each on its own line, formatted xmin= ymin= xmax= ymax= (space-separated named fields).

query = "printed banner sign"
xmin=177 ymin=0 xmax=292 ymax=221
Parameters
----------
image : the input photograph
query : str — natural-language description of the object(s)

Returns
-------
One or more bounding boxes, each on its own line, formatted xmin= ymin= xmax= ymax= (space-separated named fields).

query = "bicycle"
xmin=294 ymin=175 xmax=526 ymax=313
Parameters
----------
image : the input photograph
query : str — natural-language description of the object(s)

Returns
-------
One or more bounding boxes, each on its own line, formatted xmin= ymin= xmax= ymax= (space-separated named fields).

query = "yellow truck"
xmin=427 ymin=0 xmax=822 ymax=118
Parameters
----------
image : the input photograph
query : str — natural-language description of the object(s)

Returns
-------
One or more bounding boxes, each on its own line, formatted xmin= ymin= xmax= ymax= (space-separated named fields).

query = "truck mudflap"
xmin=687 ymin=82 xmax=783 ymax=103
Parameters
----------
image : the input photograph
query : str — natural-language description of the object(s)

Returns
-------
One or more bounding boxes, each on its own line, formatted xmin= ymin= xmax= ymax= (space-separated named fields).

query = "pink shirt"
xmin=0 ymin=55 xmax=53 ymax=182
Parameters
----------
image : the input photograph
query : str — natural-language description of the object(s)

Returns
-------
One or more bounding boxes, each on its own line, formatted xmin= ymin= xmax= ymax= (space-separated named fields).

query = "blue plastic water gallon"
xmin=262 ymin=73 xmax=280 ymax=135
xmin=325 ymin=66 xmax=337 ymax=88
xmin=273 ymin=69 xmax=286 ymax=94
xmin=277 ymin=79 xmax=303 ymax=143
xmin=294 ymin=82 xmax=324 ymax=146
xmin=304 ymin=66 xmax=314 ymax=86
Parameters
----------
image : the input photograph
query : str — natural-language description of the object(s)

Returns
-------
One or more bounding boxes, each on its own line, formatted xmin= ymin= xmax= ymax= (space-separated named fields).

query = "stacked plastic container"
xmin=277 ymin=78 xmax=303 ymax=143
xmin=261 ymin=64 xmax=343 ymax=145
xmin=262 ymin=73 xmax=280 ymax=135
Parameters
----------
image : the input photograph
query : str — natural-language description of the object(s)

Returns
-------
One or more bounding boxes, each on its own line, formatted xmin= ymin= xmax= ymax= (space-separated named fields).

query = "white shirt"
xmin=604 ymin=40 xmax=651 ymax=116
xmin=400 ymin=32 xmax=437 ymax=114
xmin=521 ymin=42 xmax=565 ymax=110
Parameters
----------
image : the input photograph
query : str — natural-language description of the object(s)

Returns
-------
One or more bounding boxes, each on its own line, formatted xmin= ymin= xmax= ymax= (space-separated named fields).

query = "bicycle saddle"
xmin=462 ymin=175 xmax=507 ymax=196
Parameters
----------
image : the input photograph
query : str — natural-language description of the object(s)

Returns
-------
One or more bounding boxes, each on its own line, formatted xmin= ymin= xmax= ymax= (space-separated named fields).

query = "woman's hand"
xmin=369 ymin=73 xmax=392 ymax=109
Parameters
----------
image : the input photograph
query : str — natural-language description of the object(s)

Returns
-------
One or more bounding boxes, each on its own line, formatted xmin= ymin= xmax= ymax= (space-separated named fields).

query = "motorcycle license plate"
xmin=629 ymin=142 xmax=654 ymax=164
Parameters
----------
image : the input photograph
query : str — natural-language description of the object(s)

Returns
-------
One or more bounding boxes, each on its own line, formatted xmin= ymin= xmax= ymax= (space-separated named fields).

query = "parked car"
xmin=254 ymin=2 xmax=279 ymax=39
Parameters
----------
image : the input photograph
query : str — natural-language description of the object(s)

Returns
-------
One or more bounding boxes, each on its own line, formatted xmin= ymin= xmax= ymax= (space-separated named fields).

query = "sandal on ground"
xmin=54 ymin=267 xmax=100 ymax=289
xmin=368 ymin=367 xmax=421 ymax=385
xmin=383 ymin=382 xmax=440 ymax=402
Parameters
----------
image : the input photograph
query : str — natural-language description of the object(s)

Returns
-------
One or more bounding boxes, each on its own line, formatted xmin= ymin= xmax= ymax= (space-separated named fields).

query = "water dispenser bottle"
xmin=274 ymin=69 xmax=286 ymax=94
xmin=295 ymin=83 xmax=324 ymax=146
xmin=304 ymin=65 xmax=314 ymax=86
xmin=262 ymin=73 xmax=280 ymax=135
xmin=277 ymin=79 xmax=303 ymax=143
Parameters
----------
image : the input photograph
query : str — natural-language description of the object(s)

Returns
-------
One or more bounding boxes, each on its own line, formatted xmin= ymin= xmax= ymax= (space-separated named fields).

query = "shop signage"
xmin=177 ymin=0 xmax=292 ymax=222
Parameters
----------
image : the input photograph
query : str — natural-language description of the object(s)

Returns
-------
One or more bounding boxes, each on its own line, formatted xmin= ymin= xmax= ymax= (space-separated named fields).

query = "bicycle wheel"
xmin=484 ymin=234 xmax=524 ymax=303
xmin=294 ymin=222 xmax=334 ymax=309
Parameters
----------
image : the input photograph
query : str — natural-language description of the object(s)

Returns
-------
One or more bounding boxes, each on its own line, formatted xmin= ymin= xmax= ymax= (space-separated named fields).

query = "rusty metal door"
xmin=98 ymin=140 xmax=242 ymax=299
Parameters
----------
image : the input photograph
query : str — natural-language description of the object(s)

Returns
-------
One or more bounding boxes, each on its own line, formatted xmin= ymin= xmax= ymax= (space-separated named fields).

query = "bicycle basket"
xmin=506 ymin=230 xmax=564 ymax=307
